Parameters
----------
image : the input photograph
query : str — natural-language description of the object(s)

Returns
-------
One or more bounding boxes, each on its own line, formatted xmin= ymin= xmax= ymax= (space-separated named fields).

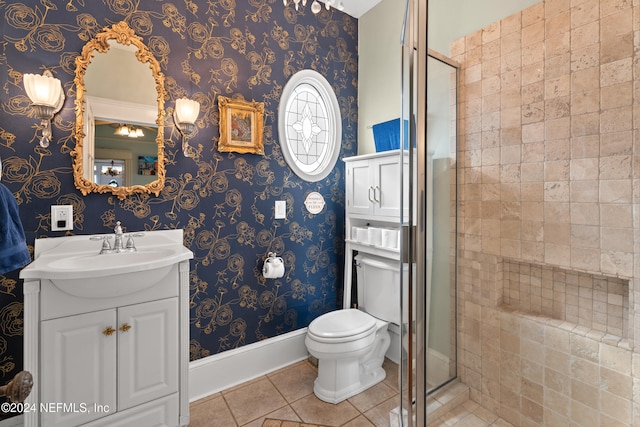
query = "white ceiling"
xmin=320 ymin=0 xmax=382 ymax=18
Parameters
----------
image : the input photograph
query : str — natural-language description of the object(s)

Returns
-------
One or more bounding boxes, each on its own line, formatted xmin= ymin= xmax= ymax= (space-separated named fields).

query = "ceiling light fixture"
xmin=114 ymin=125 xmax=145 ymax=138
xmin=115 ymin=124 xmax=130 ymax=136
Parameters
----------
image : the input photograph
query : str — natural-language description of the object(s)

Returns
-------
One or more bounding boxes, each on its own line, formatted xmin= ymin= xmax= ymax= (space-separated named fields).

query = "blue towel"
xmin=372 ymin=118 xmax=401 ymax=152
xmin=0 ymin=183 xmax=30 ymax=275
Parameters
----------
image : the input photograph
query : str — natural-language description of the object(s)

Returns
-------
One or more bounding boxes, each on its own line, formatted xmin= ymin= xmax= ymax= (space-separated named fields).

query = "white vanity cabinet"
xmin=20 ymin=229 xmax=193 ymax=427
xmin=344 ymin=150 xmax=408 ymax=221
xmin=40 ymin=298 xmax=178 ymax=426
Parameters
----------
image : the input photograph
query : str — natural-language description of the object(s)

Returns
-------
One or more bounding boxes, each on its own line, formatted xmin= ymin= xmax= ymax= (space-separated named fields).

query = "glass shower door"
xmin=425 ymin=53 xmax=458 ymax=394
xmin=398 ymin=1 xmax=458 ymax=425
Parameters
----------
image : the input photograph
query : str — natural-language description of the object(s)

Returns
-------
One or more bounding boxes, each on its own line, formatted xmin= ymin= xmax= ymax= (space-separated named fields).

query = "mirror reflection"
xmin=93 ymin=121 xmax=159 ymax=187
xmin=73 ymin=21 xmax=166 ymax=199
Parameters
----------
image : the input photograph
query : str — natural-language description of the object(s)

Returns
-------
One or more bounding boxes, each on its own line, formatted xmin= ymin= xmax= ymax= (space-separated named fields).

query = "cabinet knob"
xmin=119 ymin=323 xmax=132 ymax=333
xmin=102 ymin=326 xmax=116 ymax=336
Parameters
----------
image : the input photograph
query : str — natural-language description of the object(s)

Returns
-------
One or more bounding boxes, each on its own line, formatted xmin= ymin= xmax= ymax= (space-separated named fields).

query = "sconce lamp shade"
xmin=22 ymin=70 xmax=65 ymax=148
xmin=23 ymin=72 xmax=64 ymax=112
xmin=115 ymin=125 xmax=130 ymax=136
xmin=175 ymin=98 xmax=200 ymax=125
xmin=174 ymin=98 xmax=200 ymax=157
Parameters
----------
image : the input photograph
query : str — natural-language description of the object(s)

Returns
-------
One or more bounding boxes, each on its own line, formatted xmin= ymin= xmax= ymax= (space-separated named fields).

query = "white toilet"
xmin=305 ymin=254 xmax=403 ymax=404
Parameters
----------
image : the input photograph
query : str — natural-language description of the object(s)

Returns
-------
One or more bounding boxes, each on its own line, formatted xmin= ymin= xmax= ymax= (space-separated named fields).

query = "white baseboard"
xmin=189 ymin=328 xmax=309 ymax=402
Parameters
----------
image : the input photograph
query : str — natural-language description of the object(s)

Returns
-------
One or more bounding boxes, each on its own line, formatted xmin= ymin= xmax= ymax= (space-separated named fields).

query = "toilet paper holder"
xmin=263 ymin=252 xmax=285 ymax=279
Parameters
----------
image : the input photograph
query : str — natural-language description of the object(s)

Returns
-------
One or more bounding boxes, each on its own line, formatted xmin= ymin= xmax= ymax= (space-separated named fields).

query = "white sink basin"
xmin=20 ymin=230 xmax=193 ymax=299
xmin=46 ymin=248 xmax=176 ymax=298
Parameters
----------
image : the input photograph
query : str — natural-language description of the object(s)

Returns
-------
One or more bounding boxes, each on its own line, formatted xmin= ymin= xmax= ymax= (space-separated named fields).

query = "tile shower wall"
xmin=503 ymin=260 xmax=629 ymax=338
xmin=453 ymin=0 xmax=640 ymax=425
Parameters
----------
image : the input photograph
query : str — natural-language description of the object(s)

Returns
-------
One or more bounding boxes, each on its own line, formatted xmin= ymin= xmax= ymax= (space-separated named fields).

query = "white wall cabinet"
xmin=344 ymin=150 xmax=408 ymax=221
xmin=21 ymin=230 xmax=192 ymax=427
xmin=343 ymin=150 xmax=409 ymax=308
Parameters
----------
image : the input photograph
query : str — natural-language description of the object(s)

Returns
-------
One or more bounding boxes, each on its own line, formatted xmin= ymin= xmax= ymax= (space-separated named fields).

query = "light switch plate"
xmin=51 ymin=205 xmax=73 ymax=231
xmin=275 ymin=200 xmax=286 ymax=219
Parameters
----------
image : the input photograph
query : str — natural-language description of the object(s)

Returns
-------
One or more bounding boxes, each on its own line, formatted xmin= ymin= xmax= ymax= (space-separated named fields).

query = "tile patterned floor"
xmin=428 ymin=399 xmax=515 ymax=427
xmin=188 ymin=359 xmax=512 ymax=427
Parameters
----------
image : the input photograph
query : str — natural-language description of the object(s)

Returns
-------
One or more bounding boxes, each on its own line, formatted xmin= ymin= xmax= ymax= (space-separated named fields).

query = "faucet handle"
xmin=125 ymin=233 xmax=144 ymax=250
xmin=90 ymin=235 xmax=113 ymax=253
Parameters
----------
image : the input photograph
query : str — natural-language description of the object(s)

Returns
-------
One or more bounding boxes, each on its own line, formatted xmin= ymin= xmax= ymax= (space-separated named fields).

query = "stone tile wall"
xmin=503 ymin=259 xmax=629 ymax=338
xmin=452 ymin=0 xmax=640 ymax=424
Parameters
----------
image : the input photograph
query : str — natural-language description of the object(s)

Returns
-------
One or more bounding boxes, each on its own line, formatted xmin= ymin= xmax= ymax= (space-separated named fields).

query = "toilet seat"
xmin=307 ymin=309 xmax=377 ymax=344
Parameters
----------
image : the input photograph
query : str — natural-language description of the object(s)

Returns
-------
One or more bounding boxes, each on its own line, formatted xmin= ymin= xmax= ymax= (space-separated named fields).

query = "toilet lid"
xmin=308 ymin=309 xmax=377 ymax=342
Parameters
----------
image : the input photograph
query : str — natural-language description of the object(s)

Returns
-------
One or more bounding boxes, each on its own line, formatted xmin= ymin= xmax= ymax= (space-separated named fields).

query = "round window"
xmin=278 ymin=70 xmax=342 ymax=182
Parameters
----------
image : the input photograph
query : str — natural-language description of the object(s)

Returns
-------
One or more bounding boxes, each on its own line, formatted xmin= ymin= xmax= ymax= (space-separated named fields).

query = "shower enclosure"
xmin=424 ymin=52 xmax=458 ymax=394
xmin=397 ymin=0 xmax=459 ymax=424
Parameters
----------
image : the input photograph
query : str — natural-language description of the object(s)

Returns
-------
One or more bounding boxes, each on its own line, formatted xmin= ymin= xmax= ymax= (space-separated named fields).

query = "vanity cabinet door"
xmin=41 ymin=309 xmax=117 ymax=427
xmin=117 ymin=298 xmax=179 ymax=411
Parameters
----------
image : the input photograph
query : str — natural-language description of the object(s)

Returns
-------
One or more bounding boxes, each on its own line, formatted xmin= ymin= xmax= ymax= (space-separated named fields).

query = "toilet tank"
xmin=355 ymin=254 xmax=404 ymax=325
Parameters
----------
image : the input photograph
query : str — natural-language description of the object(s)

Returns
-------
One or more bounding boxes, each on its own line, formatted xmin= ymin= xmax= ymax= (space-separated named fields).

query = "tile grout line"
xmin=262 ymin=372 xmax=303 ymax=426
xmin=220 ymin=393 xmax=242 ymax=427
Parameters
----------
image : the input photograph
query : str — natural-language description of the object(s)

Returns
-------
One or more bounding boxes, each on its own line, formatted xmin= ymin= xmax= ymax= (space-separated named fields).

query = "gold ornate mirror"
xmin=73 ymin=21 xmax=166 ymax=200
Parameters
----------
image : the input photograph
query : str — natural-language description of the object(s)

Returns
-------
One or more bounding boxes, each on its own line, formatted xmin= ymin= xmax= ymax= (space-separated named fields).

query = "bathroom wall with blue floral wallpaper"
xmin=0 ymin=0 xmax=357 ymax=396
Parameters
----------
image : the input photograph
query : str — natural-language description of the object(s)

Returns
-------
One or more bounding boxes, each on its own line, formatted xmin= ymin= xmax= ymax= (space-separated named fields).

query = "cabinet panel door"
xmin=376 ymin=159 xmax=403 ymax=218
xmin=84 ymin=394 xmax=178 ymax=427
xmin=347 ymin=161 xmax=373 ymax=216
xmin=41 ymin=309 xmax=117 ymax=427
xmin=118 ymin=298 xmax=179 ymax=410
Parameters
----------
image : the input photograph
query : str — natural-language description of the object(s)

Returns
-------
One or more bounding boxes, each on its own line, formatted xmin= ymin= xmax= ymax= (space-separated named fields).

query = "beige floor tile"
xmin=240 ymin=405 xmax=302 ymax=427
xmin=188 ymin=394 xmax=236 ymax=427
xmin=290 ymin=393 xmax=360 ymax=426
xmin=472 ymin=405 xmax=499 ymax=423
xmin=223 ymin=378 xmax=288 ymax=425
xmin=341 ymin=415 xmax=376 ymax=426
xmin=381 ymin=359 xmax=401 ymax=392
xmin=188 ymin=361 xmax=509 ymax=427
xmin=347 ymin=382 xmax=397 ymax=413
xmin=268 ymin=361 xmax=317 ymax=403
xmin=452 ymin=413 xmax=489 ymax=427
xmin=362 ymin=395 xmax=399 ymax=427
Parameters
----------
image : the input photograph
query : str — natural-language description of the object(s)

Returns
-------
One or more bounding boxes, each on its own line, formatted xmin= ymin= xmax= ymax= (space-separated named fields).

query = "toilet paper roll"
xmin=368 ymin=227 xmax=382 ymax=247
xmin=381 ymin=228 xmax=398 ymax=249
xmin=263 ymin=256 xmax=285 ymax=279
xmin=355 ymin=227 xmax=369 ymax=244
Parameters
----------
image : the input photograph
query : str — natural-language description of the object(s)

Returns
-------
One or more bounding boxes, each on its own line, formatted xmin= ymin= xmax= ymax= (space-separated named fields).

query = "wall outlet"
xmin=51 ymin=205 xmax=73 ymax=231
xmin=275 ymin=200 xmax=286 ymax=219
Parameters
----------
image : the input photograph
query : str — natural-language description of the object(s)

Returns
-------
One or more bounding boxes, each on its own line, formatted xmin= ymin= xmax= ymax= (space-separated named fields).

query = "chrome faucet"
xmin=91 ymin=221 xmax=144 ymax=254
xmin=113 ymin=221 xmax=124 ymax=252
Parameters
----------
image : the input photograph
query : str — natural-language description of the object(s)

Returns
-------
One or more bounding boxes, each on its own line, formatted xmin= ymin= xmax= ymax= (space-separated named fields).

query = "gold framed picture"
xmin=218 ymin=96 xmax=265 ymax=155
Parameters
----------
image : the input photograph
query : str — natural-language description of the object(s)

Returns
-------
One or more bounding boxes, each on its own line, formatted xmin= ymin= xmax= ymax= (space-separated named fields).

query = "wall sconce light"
xmin=23 ymin=70 xmax=64 ymax=148
xmin=174 ymin=98 xmax=200 ymax=156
